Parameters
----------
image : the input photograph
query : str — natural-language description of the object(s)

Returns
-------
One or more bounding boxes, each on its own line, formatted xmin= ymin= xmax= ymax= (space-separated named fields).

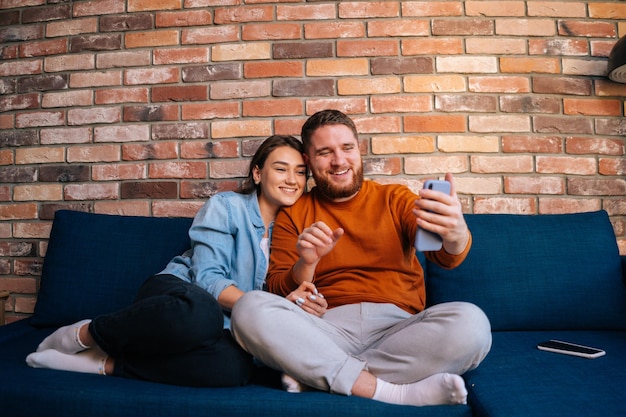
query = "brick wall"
xmin=1 ymin=1 xmax=625 ymax=323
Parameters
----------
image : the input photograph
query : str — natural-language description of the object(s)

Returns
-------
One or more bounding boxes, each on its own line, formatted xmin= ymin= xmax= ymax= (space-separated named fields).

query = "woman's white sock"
xmin=281 ymin=373 xmax=312 ymax=393
xmin=26 ymin=347 xmax=108 ymax=375
xmin=372 ymin=373 xmax=468 ymax=407
xmin=36 ymin=319 xmax=92 ymax=354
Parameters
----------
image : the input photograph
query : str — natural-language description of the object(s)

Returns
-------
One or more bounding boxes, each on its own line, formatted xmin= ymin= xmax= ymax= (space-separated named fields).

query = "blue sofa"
xmin=1 ymin=209 xmax=625 ymax=417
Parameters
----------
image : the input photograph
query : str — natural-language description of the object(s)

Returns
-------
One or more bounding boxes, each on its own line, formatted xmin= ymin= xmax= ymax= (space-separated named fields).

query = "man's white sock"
xmin=36 ymin=319 xmax=92 ymax=354
xmin=26 ymin=348 xmax=108 ymax=375
xmin=372 ymin=373 xmax=468 ymax=407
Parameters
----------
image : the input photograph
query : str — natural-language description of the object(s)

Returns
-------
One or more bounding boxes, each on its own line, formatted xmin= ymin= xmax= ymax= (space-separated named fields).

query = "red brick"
xmin=152 ymin=85 xmax=208 ymax=102
xmin=214 ymin=6 xmax=273 ymax=24
xmin=539 ymin=198 xmax=601 ymax=214
xmin=469 ymin=76 xmax=530 ymax=93
xmin=46 ymin=18 xmax=98 ymax=37
xmin=75 ymin=0 xmax=125 ymax=17
xmin=42 ymin=90 xmax=92 ymax=108
xmin=122 ymin=142 xmax=179 ymax=161
xmin=371 ymin=96 xmax=431 ymax=113
xmin=149 ymin=161 xmax=207 ymax=179
xmin=128 ymin=0 xmax=182 ymax=12
xmin=564 ymin=98 xmax=622 ymax=116
xmin=557 ymin=20 xmax=616 ymax=38
xmin=182 ymin=26 xmax=239 ymax=45
xmin=368 ymin=19 xmax=429 ymax=37
xmin=124 ymin=68 xmax=179 ymax=85
xmin=132 ymin=99 xmax=186 ymax=122
xmin=244 ymin=61 xmax=304 ymax=78
xmin=504 ymin=176 xmax=565 ymax=194
xmin=404 ymin=155 xmax=468 ymax=175
xmin=95 ymin=87 xmax=149 ymax=104
xmin=67 ymin=107 xmax=121 ymax=125
xmin=70 ymin=71 xmax=122 ymax=88
xmin=599 ymin=158 xmax=626 ymax=176
xmin=94 ymin=201 xmax=151 ymax=217
xmin=304 ymin=22 xmax=365 ymax=39
xmin=180 ymin=180 xmax=239 ymax=199
xmin=471 ymin=155 xmax=534 ymax=174
xmin=405 ymin=115 xmax=466 ymax=133
xmin=337 ymin=39 xmax=399 ymax=57
xmin=566 ymin=137 xmax=625 ymax=155
xmin=181 ymin=102 xmax=239 ymax=120
xmin=243 ymin=99 xmax=303 ymax=117
xmin=568 ymin=178 xmax=626 ymax=196
xmin=64 ymin=183 xmax=119 ymax=200
xmin=402 ymin=1 xmax=463 ymax=16
xmin=502 ymin=135 xmax=563 ymax=154
xmin=20 ymin=39 xmax=67 ymax=58
xmin=156 ymin=10 xmax=213 ymax=28
xmin=474 ymin=197 xmax=537 ymax=214
xmin=465 ymin=1 xmax=525 ymax=17
xmin=242 ymin=23 xmax=301 ymax=41
xmin=180 ymin=140 xmax=239 ymax=159
xmin=92 ymin=163 xmax=146 ymax=181
xmin=94 ymin=125 xmax=150 ymax=143
xmin=151 ymin=201 xmax=203 ymax=218
xmin=537 ymin=156 xmax=596 ymax=175
xmin=153 ymin=47 xmax=210 ymax=65
xmin=402 ymin=37 xmax=463 ymax=56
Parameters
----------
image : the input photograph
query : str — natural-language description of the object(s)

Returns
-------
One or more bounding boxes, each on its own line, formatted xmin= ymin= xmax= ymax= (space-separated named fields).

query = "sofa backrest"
xmin=31 ymin=210 xmax=193 ymax=327
xmin=426 ymin=210 xmax=626 ymax=331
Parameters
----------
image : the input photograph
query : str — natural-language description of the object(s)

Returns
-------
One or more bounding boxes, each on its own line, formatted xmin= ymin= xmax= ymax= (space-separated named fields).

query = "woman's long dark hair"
xmin=239 ymin=135 xmax=306 ymax=195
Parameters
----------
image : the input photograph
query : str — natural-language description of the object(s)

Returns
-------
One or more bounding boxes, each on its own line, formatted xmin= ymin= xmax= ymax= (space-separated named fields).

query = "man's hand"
xmin=286 ymin=281 xmax=328 ymax=317
xmin=292 ymin=221 xmax=343 ymax=284
xmin=413 ymin=172 xmax=470 ymax=255
xmin=296 ymin=221 xmax=344 ymax=265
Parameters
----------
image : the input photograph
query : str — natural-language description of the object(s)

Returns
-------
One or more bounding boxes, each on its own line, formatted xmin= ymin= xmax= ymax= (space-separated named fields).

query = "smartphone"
xmin=414 ymin=180 xmax=451 ymax=252
xmin=537 ymin=340 xmax=606 ymax=359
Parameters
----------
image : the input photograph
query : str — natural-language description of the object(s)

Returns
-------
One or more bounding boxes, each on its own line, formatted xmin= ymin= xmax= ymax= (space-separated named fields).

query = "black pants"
xmin=88 ymin=274 xmax=254 ymax=387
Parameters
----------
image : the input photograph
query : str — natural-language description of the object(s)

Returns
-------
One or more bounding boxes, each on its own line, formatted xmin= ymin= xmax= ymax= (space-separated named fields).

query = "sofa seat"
xmin=0 ymin=319 xmax=472 ymax=417
xmin=466 ymin=330 xmax=626 ymax=417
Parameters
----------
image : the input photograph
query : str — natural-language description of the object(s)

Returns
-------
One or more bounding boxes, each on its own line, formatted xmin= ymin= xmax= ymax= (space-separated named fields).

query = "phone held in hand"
xmin=537 ymin=339 xmax=606 ymax=359
xmin=414 ymin=180 xmax=451 ymax=252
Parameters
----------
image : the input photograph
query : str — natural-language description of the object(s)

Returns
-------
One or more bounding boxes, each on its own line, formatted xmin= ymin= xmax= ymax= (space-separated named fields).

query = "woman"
xmin=26 ymin=135 xmax=322 ymax=387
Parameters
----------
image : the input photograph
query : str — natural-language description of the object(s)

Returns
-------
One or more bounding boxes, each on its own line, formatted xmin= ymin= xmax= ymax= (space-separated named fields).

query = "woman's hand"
xmin=286 ymin=281 xmax=327 ymax=317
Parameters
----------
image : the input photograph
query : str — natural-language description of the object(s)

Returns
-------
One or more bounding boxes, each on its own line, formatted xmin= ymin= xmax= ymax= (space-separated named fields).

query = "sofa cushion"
xmin=1 ymin=320 xmax=472 ymax=417
xmin=465 ymin=330 xmax=626 ymax=417
xmin=31 ymin=210 xmax=193 ymax=327
xmin=426 ymin=211 xmax=626 ymax=331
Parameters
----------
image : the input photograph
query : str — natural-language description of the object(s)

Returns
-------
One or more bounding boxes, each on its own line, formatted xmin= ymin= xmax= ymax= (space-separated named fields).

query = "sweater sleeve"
xmin=265 ymin=207 xmax=302 ymax=296
xmin=425 ymin=229 xmax=472 ymax=269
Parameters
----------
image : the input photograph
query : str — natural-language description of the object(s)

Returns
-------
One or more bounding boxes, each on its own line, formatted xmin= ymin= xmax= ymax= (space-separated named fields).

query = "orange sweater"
xmin=266 ymin=180 xmax=471 ymax=314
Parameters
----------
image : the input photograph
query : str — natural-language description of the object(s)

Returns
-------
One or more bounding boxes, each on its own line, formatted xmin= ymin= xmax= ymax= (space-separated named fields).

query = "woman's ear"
xmin=252 ymin=165 xmax=261 ymax=185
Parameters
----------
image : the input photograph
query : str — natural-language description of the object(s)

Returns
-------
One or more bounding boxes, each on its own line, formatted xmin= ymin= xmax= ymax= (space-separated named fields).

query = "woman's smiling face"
xmin=254 ymin=145 xmax=307 ymax=211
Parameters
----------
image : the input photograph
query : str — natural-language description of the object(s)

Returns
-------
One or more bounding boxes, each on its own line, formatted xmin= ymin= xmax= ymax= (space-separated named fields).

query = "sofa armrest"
xmin=0 ymin=291 xmax=9 ymax=326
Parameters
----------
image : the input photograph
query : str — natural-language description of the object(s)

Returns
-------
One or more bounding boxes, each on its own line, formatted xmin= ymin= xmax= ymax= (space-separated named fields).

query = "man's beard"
xmin=313 ymin=166 xmax=364 ymax=200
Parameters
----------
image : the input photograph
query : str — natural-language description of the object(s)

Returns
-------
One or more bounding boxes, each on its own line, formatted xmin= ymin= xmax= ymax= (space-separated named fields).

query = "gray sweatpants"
xmin=231 ymin=291 xmax=492 ymax=396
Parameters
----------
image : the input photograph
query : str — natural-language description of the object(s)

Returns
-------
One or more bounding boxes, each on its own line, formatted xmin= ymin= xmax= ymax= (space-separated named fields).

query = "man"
xmin=231 ymin=109 xmax=491 ymax=407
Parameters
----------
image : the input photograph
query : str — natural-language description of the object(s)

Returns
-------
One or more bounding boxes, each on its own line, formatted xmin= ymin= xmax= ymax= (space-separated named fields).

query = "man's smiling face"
xmin=305 ymin=124 xmax=363 ymax=202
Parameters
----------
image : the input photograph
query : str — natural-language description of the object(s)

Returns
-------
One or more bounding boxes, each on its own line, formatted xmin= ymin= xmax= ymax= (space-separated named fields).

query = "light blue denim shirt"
xmin=158 ymin=191 xmax=269 ymax=329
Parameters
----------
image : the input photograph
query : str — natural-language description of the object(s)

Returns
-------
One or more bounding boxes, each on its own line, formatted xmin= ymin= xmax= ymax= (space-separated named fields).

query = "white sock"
xmin=372 ymin=373 xmax=468 ymax=407
xmin=26 ymin=348 xmax=108 ymax=375
xmin=281 ymin=373 xmax=311 ymax=393
xmin=36 ymin=319 xmax=92 ymax=354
